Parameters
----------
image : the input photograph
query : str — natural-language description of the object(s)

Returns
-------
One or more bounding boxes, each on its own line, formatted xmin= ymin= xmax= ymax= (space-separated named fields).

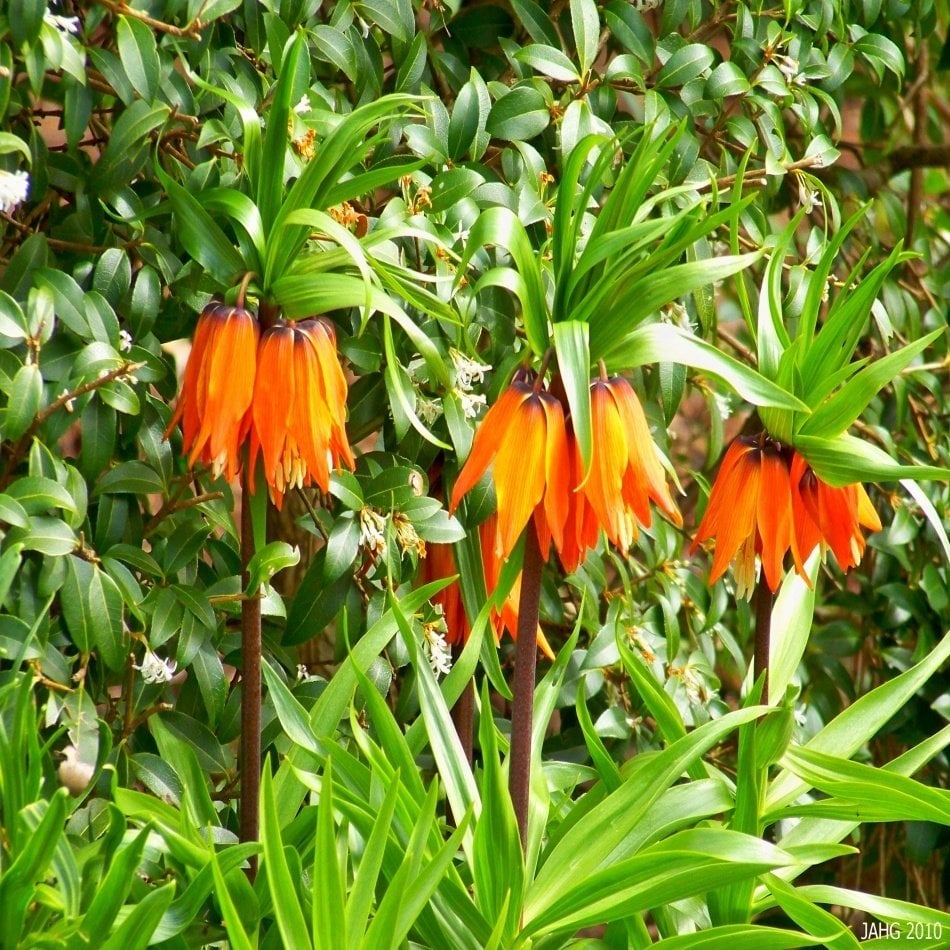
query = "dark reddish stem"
xmin=239 ymin=465 xmax=262 ymax=879
xmin=509 ymin=525 xmax=544 ymax=850
xmin=754 ymin=575 xmax=773 ymax=705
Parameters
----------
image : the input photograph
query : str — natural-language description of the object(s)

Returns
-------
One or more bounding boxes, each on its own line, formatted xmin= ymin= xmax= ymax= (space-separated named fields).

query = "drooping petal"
xmin=493 ymin=393 xmax=547 ymax=558
xmin=755 ymin=449 xmax=794 ymax=591
xmin=584 ymin=380 xmax=630 ymax=549
xmin=449 ymin=382 xmax=532 ymax=515
xmin=539 ymin=390 xmax=570 ymax=554
xmin=704 ymin=446 xmax=760 ymax=585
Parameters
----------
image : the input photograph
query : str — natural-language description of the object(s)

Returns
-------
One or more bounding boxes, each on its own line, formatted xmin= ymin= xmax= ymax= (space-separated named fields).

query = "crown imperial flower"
xmin=249 ymin=317 xmax=355 ymax=507
xmin=449 ymin=377 xmax=569 ymax=560
xmin=166 ymin=302 xmax=258 ymax=482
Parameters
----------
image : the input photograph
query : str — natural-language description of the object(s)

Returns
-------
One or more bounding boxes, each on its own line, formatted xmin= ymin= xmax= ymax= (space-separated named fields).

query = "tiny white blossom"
xmin=416 ymin=395 xmax=443 ymax=425
xmin=631 ymin=0 xmax=663 ymax=10
xmin=296 ymin=663 xmax=319 ymax=682
xmin=134 ymin=649 xmax=177 ymax=685
xmin=423 ymin=624 xmax=452 ymax=677
xmin=459 ymin=390 xmax=486 ymax=419
xmin=713 ymin=391 xmax=733 ymax=422
xmin=44 ymin=12 xmax=80 ymax=34
xmin=293 ymin=94 xmax=311 ymax=115
xmin=118 ymin=329 xmax=133 ymax=352
xmin=58 ymin=744 xmax=95 ymax=795
xmin=450 ymin=348 xmax=491 ymax=391
xmin=797 ymin=179 xmax=821 ymax=213
xmin=775 ymin=54 xmax=802 ymax=84
xmin=359 ymin=506 xmax=387 ymax=557
xmin=0 ymin=169 xmax=29 ymax=214
xmin=59 ymin=388 xmax=76 ymax=413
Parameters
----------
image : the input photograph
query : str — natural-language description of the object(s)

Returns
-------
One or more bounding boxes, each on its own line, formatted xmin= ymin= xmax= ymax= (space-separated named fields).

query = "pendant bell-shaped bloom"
xmin=165 ymin=302 xmax=258 ymax=482
xmin=449 ymin=378 xmax=569 ymax=560
xmin=421 ymin=516 xmax=555 ymax=658
xmin=790 ymin=452 xmax=882 ymax=572
xmin=249 ymin=317 xmax=355 ymax=508
xmin=692 ymin=435 xmax=799 ymax=599
xmin=558 ymin=421 xmax=601 ymax=573
xmin=580 ymin=376 xmax=682 ymax=556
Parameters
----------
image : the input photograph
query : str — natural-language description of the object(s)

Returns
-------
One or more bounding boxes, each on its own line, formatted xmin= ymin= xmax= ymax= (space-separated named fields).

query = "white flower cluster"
xmin=359 ymin=506 xmax=388 ymax=556
xmin=134 ymin=649 xmax=178 ymax=684
xmin=423 ymin=623 xmax=452 ymax=677
xmin=44 ymin=12 xmax=80 ymax=34
xmin=0 ymin=169 xmax=29 ymax=215
xmin=450 ymin=348 xmax=491 ymax=391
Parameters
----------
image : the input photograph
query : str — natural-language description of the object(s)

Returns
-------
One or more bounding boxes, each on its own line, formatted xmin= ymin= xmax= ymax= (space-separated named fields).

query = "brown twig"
xmin=509 ymin=525 xmax=544 ymax=851
xmin=239 ymin=465 xmax=263 ymax=880
xmin=96 ymin=0 xmax=205 ymax=40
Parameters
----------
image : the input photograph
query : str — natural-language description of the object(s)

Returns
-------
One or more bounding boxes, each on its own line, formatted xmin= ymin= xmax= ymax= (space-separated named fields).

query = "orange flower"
xmin=422 ymin=516 xmax=554 ymax=658
xmin=165 ymin=303 xmax=258 ymax=482
xmin=580 ymin=376 xmax=682 ymax=556
xmin=558 ymin=421 xmax=600 ymax=573
xmin=692 ymin=435 xmax=798 ymax=598
xmin=790 ymin=452 xmax=882 ymax=572
xmin=249 ymin=317 xmax=354 ymax=508
xmin=449 ymin=378 xmax=569 ymax=560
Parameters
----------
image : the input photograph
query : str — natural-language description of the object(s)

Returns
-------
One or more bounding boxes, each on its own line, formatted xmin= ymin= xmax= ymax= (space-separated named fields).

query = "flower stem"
xmin=239 ymin=465 xmax=263 ymax=879
xmin=509 ymin=524 xmax=544 ymax=850
xmin=753 ymin=575 xmax=773 ymax=704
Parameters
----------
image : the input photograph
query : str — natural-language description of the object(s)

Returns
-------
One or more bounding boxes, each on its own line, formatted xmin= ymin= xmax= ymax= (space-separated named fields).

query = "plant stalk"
xmin=509 ymin=524 xmax=544 ymax=851
xmin=753 ymin=575 xmax=773 ymax=705
xmin=239 ymin=467 xmax=262 ymax=879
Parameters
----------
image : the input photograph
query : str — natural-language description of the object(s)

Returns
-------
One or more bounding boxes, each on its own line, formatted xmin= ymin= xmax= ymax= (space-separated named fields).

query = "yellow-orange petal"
xmin=755 ymin=449 xmax=794 ymax=592
xmin=449 ymin=382 xmax=531 ymax=514
xmin=692 ymin=440 xmax=755 ymax=548
xmin=493 ymin=392 xmax=547 ymax=558
xmin=539 ymin=390 xmax=570 ymax=555
xmin=856 ymin=484 xmax=882 ymax=532
xmin=585 ymin=380 xmax=630 ymax=549
xmin=705 ymin=446 xmax=760 ymax=584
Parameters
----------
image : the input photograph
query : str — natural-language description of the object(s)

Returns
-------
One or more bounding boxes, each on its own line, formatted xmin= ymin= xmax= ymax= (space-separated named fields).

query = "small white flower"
xmin=459 ymin=390 xmax=486 ymax=419
xmin=296 ymin=663 xmax=318 ymax=682
xmin=797 ymin=179 xmax=821 ymax=213
xmin=775 ymin=54 xmax=802 ymax=84
xmin=44 ymin=12 xmax=80 ymax=34
xmin=134 ymin=649 xmax=177 ymax=685
xmin=119 ymin=329 xmax=133 ymax=352
xmin=60 ymin=388 xmax=76 ymax=413
xmin=713 ymin=391 xmax=733 ymax=422
xmin=58 ymin=744 xmax=95 ymax=795
xmin=416 ymin=395 xmax=443 ymax=425
xmin=631 ymin=0 xmax=663 ymax=10
xmin=0 ymin=169 xmax=29 ymax=214
xmin=423 ymin=623 xmax=452 ymax=677
xmin=293 ymin=94 xmax=311 ymax=115
xmin=393 ymin=512 xmax=426 ymax=558
xmin=359 ymin=507 xmax=388 ymax=557
xmin=450 ymin=348 xmax=491 ymax=392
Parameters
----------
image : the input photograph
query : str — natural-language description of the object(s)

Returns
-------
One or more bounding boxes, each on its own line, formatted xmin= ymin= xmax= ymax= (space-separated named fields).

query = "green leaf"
xmin=798 ymin=329 xmax=943 ymax=438
xmin=8 ymin=516 xmax=77 ymax=556
xmin=95 ymin=460 xmax=165 ymax=495
xmin=553 ymin=321 xmax=591 ymax=474
xmin=706 ymin=61 xmax=751 ymax=98
xmin=246 ymin=541 xmax=300 ymax=595
xmin=61 ymin=555 xmax=125 ymax=668
xmin=447 ymin=81 xmax=482 ymax=161
xmin=514 ymin=45 xmax=581 ymax=83
xmin=285 ymin=550 xmax=352 ymax=646
xmin=313 ymin=761 xmax=346 ymax=950
xmin=486 ymin=86 xmax=550 ymax=142
xmin=767 ymin=551 xmax=820 ymax=702
xmin=82 ymin=828 xmax=151 ymax=937
xmin=156 ymin=165 xmax=245 ymax=285
xmin=794 ymin=433 xmax=949 ymax=486
xmin=116 ymin=15 xmax=160 ymax=101
xmin=657 ymin=44 xmax=715 ymax=88
xmin=510 ymin=0 xmax=560 ymax=46
xmin=605 ymin=323 xmax=808 ymax=412
xmin=357 ymin=0 xmax=414 ymax=44
xmin=261 ymin=768 xmax=313 ymax=950
xmin=259 ymin=32 xmax=306 ymax=233
xmin=651 ymin=925 xmax=824 ymax=948
xmin=570 ymin=0 xmax=599 ymax=74
xmin=5 ymin=363 xmax=41 ymax=440
xmin=457 ymin=207 xmax=548 ymax=356
xmin=94 ymin=101 xmax=170 ymax=189
xmin=588 ymin=253 xmax=762 ymax=350
xmin=6 ymin=475 xmax=76 ymax=515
